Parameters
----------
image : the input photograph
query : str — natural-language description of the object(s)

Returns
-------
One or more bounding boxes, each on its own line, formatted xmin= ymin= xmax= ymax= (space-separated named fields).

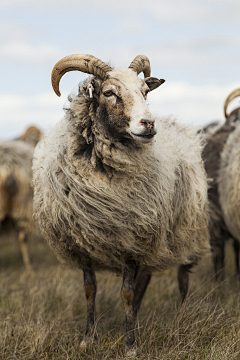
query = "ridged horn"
xmin=51 ymin=54 xmax=113 ymax=96
xmin=128 ymin=55 xmax=151 ymax=78
xmin=224 ymin=88 xmax=240 ymax=120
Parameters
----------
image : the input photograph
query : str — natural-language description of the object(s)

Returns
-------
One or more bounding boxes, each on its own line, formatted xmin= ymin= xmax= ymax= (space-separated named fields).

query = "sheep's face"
xmin=94 ymin=69 xmax=162 ymax=144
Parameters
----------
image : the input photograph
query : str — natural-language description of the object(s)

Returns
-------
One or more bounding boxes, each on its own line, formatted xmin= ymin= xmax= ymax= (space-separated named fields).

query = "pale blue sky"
xmin=0 ymin=0 xmax=239 ymax=138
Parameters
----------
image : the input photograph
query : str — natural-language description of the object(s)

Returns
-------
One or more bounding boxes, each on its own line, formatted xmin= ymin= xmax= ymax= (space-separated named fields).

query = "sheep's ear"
xmin=145 ymin=77 xmax=165 ymax=91
xmin=91 ymin=78 xmax=100 ymax=95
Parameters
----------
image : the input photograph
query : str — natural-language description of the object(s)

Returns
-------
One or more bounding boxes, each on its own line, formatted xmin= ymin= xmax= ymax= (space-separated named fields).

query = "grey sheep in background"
xmin=0 ymin=140 xmax=35 ymax=269
xmin=217 ymin=89 xmax=240 ymax=275
xmin=32 ymin=53 xmax=210 ymax=355
xmin=201 ymin=88 xmax=240 ymax=279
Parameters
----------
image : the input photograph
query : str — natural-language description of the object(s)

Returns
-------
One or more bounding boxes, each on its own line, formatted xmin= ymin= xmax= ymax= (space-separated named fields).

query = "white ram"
xmin=32 ymin=54 xmax=210 ymax=355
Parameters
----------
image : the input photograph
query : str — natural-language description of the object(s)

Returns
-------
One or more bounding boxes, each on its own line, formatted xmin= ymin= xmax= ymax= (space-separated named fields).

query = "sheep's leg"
xmin=81 ymin=267 xmax=97 ymax=347
xmin=233 ymin=238 xmax=240 ymax=274
xmin=133 ymin=269 xmax=151 ymax=317
xmin=121 ymin=260 xmax=138 ymax=355
xmin=18 ymin=230 xmax=31 ymax=270
xmin=178 ymin=263 xmax=194 ymax=303
xmin=212 ymin=239 xmax=225 ymax=281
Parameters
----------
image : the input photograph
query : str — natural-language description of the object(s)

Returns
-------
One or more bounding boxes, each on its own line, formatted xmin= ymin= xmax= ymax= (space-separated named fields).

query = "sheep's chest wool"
xmin=33 ymin=100 xmax=210 ymax=273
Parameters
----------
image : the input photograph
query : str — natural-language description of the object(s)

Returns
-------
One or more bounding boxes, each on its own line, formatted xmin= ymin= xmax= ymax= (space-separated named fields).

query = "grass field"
xmin=1 ymin=229 xmax=240 ymax=359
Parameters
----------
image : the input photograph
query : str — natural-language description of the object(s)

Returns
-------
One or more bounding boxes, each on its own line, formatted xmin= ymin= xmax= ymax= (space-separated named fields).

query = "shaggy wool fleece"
xmin=33 ymin=77 xmax=210 ymax=273
xmin=0 ymin=140 xmax=34 ymax=232
xmin=219 ymin=124 xmax=240 ymax=242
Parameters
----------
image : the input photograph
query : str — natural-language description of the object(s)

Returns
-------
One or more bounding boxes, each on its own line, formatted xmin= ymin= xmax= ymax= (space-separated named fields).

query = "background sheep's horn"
xmin=128 ymin=55 xmax=151 ymax=78
xmin=51 ymin=54 xmax=113 ymax=96
xmin=224 ymin=88 xmax=240 ymax=120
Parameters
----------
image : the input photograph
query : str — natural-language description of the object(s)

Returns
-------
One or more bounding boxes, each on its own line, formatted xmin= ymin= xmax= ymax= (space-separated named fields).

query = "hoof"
xmin=79 ymin=338 xmax=88 ymax=350
xmin=124 ymin=342 xmax=139 ymax=357
xmin=80 ymin=334 xmax=98 ymax=350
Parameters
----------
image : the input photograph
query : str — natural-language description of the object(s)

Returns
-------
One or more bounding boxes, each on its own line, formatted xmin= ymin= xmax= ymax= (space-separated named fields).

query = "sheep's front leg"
xmin=121 ymin=260 xmax=138 ymax=355
xmin=178 ymin=263 xmax=194 ymax=303
xmin=233 ymin=238 xmax=240 ymax=274
xmin=81 ymin=266 xmax=97 ymax=347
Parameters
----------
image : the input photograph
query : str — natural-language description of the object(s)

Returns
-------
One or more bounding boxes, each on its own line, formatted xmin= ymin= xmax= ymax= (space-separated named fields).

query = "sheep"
xmin=217 ymin=89 xmax=240 ymax=275
xmin=17 ymin=125 xmax=43 ymax=147
xmin=0 ymin=140 xmax=35 ymax=269
xmin=201 ymin=89 xmax=240 ymax=279
xmin=218 ymin=128 xmax=240 ymax=245
xmin=32 ymin=53 xmax=210 ymax=355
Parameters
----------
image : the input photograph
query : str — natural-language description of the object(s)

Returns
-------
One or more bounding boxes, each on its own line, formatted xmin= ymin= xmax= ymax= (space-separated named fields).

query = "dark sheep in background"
xmin=201 ymin=88 xmax=240 ymax=279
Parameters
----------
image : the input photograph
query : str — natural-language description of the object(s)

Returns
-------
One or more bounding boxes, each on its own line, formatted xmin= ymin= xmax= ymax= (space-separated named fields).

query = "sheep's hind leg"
xmin=233 ymin=238 xmax=240 ymax=275
xmin=80 ymin=266 xmax=97 ymax=348
xmin=133 ymin=268 xmax=152 ymax=318
xmin=18 ymin=230 xmax=31 ymax=270
xmin=212 ymin=239 xmax=225 ymax=281
xmin=121 ymin=260 xmax=138 ymax=356
xmin=178 ymin=263 xmax=194 ymax=304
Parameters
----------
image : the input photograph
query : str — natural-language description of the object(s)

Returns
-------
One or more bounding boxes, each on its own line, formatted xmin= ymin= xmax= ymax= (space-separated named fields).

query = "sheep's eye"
xmin=104 ymin=90 xmax=113 ymax=97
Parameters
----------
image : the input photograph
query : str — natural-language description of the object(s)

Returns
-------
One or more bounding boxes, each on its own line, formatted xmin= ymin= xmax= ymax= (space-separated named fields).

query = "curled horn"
xmin=51 ymin=54 xmax=113 ymax=96
xmin=224 ymin=88 xmax=240 ymax=120
xmin=128 ymin=55 xmax=151 ymax=78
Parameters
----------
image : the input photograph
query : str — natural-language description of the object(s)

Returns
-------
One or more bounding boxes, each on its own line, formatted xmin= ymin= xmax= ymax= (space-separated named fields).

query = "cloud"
xmin=1 ymin=0 xmax=240 ymax=25
xmin=0 ymin=22 xmax=30 ymax=42
xmin=1 ymin=81 xmax=239 ymax=139
xmin=0 ymin=92 xmax=65 ymax=139
xmin=139 ymin=36 xmax=240 ymax=69
xmin=0 ymin=42 xmax=63 ymax=65
xmin=119 ymin=18 xmax=143 ymax=33
xmin=145 ymin=0 xmax=240 ymax=24
xmin=1 ymin=34 xmax=239 ymax=71
xmin=148 ymin=81 xmax=240 ymax=126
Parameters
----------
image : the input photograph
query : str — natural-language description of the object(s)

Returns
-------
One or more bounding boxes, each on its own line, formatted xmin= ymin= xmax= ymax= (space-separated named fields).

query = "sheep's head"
xmin=51 ymin=54 xmax=165 ymax=144
xmin=18 ymin=126 xmax=43 ymax=147
xmin=224 ymin=88 xmax=240 ymax=122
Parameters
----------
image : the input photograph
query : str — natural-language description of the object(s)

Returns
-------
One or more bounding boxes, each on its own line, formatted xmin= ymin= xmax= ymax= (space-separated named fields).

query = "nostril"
xmin=140 ymin=119 xmax=155 ymax=129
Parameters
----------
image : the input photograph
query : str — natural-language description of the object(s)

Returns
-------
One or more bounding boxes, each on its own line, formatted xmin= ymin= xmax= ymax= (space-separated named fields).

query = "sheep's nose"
xmin=140 ymin=119 xmax=155 ymax=130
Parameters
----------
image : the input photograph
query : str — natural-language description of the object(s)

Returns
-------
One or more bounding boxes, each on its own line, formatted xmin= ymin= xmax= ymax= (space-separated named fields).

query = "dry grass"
xmin=1 ymin=229 xmax=240 ymax=359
